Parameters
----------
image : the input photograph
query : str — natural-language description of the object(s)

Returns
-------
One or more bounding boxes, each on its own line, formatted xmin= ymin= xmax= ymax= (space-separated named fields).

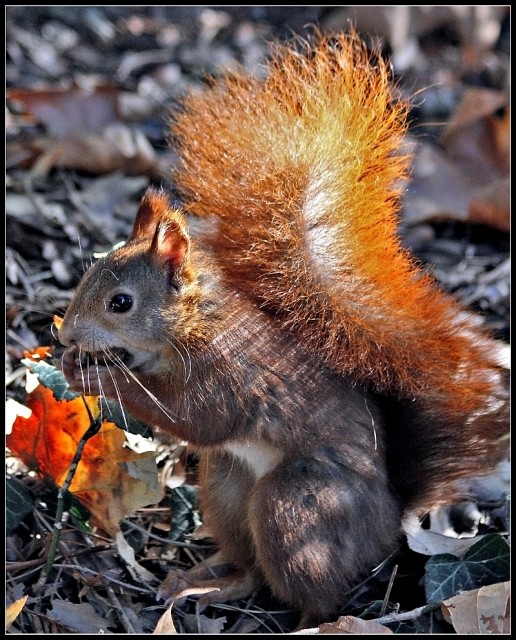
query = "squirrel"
xmin=57 ymin=32 xmax=509 ymax=623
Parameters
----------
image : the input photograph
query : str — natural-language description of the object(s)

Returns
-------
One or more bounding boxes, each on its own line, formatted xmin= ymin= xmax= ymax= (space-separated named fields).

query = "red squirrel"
xmin=58 ymin=33 xmax=509 ymax=622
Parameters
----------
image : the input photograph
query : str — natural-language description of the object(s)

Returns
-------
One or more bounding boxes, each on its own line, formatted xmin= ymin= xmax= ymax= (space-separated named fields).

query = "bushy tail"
xmin=170 ymin=31 xmax=508 ymax=509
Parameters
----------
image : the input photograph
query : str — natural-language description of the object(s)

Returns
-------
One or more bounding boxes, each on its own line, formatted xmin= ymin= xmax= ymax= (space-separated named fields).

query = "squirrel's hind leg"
xmin=247 ymin=446 xmax=402 ymax=620
xmin=158 ymin=450 xmax=263 ymax=608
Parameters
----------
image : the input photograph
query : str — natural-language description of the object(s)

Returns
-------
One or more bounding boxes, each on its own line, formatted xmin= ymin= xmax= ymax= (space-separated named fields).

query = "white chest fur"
xmin=224 ymin=440 xmax=284 ymax=480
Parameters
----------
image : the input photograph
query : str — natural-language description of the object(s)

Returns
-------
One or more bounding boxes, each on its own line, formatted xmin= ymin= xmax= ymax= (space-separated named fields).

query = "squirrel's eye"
xmin=109 ymin=293 xmax=133 ymax=313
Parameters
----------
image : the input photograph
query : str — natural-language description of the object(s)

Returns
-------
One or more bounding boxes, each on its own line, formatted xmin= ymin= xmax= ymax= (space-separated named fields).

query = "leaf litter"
xmin=6 ymin=6 xmax=510 ymax=634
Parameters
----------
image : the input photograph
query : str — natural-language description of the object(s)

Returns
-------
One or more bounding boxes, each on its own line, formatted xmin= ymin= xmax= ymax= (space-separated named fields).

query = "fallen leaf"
xmin=23 ymin=345 xmax=54 ymax=361
xmin=47 ymin=601 xmax=114 ymax=633
xmin=403 ymin=513 xmax=485 ymax=557
xmin=182 ymin=613 xmax=227 ymax=634
xmin=8 ymin=123 xmax=163 ymax=178
xmin=5 ymin=595 xmax=28 ymax=630
xmin=7 ymin=84 xmax=120 ymax=137
xmin=402 ymin=135 xmax=510 ymax=230
xmin=441 ymin=581 xmax=510 ymax=634
xmin=440 ymin=89 xmax=509 ymax=175
xmin=318 ymin=615 xmax=393 ymax=634
xmin=7 ymin=383 xmax=163 ymax=536
xmin=441 ymin=88 xmax=508 ymax=139
xmin=115 ymin=530 xmax=158 ymax=583
xmin=402 ymin=139 xmax=472 ymax=225
xmin=5 ymin=398 xmax=32 ymax=434
xmin=402 ymin=86 xmax=510 ymax=231
xmin=468 ymin=177 xmax=510 ymax=231
xmin=153 ymin=603 xmax=178 ymax=634
xmin=152 ymin=600 xmax=228 ymax=634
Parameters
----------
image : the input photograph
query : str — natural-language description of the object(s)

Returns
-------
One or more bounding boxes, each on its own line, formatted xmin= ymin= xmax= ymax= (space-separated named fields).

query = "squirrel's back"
xmin=171 ymin=33 xmax=412 ymax=391
xmin=170 ymin=31 xmax=508 ymax=510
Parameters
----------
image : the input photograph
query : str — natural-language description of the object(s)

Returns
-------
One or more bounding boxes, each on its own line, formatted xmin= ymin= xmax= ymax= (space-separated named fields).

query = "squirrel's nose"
xmin=57 ymin=319 xmax=75 ymax=347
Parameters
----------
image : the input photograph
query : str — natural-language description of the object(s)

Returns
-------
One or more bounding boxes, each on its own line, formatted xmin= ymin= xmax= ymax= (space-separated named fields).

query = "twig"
xmin=105 ymin=586 xmax=138 ymax=633
xmin=32 ymin=397 xmax=102 ymax=596
xmin=290 ymin=599 xmax=443 ymax=634
xmin=210 ymin=602 xmax=291 ymax=634
xmin=122 ymin=517 xmax=217 ymax=549
xmin=380 ymin=564 xmax=398 ymax=617
xmin=49 ymin=564 xmax=153 ymax=594
xmin=6 ymin=543 xmax=116 ymax=574
xmin=374 ymin=601 xmax=442 ymax=625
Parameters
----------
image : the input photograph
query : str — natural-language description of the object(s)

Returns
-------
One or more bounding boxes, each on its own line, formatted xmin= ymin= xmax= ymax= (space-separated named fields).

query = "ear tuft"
xmin=131 ymin=188 xmax=173 ymax=240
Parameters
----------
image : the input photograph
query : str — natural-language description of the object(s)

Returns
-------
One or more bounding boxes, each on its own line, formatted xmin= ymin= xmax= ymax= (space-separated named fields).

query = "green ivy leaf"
xmin=22 ymin=359 xmax=153 ymax=438
xmin=168 ymin=485 xmax=200 ymax=541
xmin=6 ymin=477 xmax=33 ymax=534
xmin=98 ymin=398 xmax=154 ymax=438
xmin=22 ymin=359 xmax=79 ymax=401
xmin=424 ymin=533 xmax=510 ymax=603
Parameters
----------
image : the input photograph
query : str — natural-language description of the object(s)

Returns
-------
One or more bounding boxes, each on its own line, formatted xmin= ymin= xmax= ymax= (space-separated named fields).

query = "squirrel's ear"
xmin=150 ymin=213 xmax=190 ymax=271
xmin=131 ymin=188 xmax=173 ymax=240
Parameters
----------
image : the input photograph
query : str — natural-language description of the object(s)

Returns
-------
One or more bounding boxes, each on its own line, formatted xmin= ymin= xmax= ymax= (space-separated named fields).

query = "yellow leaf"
xmin=153 ymin=603 xmax=178 ymax=635
xmin=6 ymin=595 xmax=28 ymax=629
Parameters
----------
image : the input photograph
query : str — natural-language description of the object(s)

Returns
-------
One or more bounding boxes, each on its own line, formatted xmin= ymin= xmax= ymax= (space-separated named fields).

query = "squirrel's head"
xmin=58 ymin=188 xmax=214 ymax=373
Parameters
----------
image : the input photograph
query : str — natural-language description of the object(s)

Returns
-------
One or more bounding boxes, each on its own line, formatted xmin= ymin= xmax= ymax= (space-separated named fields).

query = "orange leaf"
xmin=7 ymin=384 xmax=162 ymax=536
xmin=23 ymin=345 xmax=54 ymax=361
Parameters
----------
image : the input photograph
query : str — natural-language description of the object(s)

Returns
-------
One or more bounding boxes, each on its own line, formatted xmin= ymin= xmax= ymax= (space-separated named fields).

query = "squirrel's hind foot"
xmin=158 ymin=551 xmax=260 ymax=610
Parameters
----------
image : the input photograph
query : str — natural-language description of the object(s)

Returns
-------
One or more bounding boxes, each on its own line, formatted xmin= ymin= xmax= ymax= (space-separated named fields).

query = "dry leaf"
xmin=442 ymin=89 xmax=508 ymax=138
xmin=153 ymin=603 xmax=178 ymax=634
xmin=23 ymin=345 xmax=54 ymax=360
xmin=182 ymin=613 xmax=227 ymax=634
xmin=6 ymin=398 xmax=32 ymax=434
xmin=402 ymin=135 xmax=510 ymax=230
xmin=441 ymin=581 xmax=510 ymax=634
xmin=468 ymin=177 xmax=510 ymax=232
xmin=402 ymin=85 xmax=510 ymax=231
xmin=7 ymin=383 xmax=163 ymax=536
xmin=403 ymin=140 xmax=473 ymax=224
xmin=402 ymin=513 xmax=485 ymax=557
xmin=115 ymin=531 xmax=157 ymax=583
xmin=153 ymin=599 xmax=227 ymax=634
xmin=440 ymin=89 xmax=509 ymax=183
xmin=5 ymin=595 xmax=28 ymax=630
xmin=7 ymin=84 xmax=120 ymax=136
xmin=47 ymin=600 xmax=114 ymax=633
xmin=9 ymin=124 xmax=163 ymax=178
xmin=319 ymin=615 xmax=393 ymax=634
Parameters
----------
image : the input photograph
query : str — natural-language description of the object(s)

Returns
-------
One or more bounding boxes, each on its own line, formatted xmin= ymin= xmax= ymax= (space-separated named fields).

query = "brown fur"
xmin=58 ymin=31 xmax=508 ymax=622
xmin=170 ymin=31 xmax=508 ymax=509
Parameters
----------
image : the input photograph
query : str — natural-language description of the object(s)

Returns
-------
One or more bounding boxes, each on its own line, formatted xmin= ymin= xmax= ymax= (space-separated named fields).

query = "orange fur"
xmin=170 ymin=32 xmax=508 ymax=508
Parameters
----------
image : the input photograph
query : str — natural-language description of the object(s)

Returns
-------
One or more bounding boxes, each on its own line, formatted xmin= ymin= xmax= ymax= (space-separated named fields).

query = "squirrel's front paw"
xmin=60 ymin=346 xmax=119 ymax=397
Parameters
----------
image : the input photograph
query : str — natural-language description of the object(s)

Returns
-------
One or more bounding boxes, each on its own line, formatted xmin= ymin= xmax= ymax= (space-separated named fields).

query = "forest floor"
xmin=6 ymin=6 xmax=509 ymax=635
